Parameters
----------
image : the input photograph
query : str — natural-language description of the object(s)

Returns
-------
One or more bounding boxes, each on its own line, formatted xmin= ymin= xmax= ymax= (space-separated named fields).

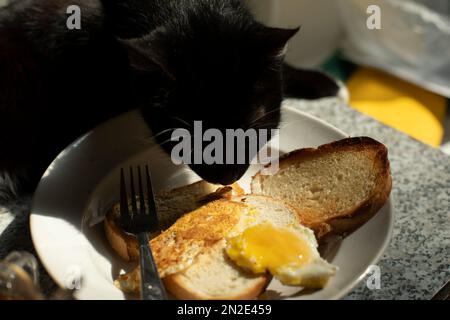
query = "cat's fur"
xmin=0 ymin=0 xmax=340 ymax=200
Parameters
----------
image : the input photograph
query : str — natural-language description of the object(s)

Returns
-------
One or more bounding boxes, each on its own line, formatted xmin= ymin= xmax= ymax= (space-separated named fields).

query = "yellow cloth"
xmin=347 ymin=67 xmax=446 ymax=147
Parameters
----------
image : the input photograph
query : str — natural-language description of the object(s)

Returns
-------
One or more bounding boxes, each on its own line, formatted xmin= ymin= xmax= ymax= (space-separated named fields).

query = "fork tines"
xmin=119 ymin=165 xmax=159 ymax=234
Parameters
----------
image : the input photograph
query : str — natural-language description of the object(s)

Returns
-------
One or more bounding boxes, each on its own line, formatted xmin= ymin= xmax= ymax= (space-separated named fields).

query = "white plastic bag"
xmin=337 ymin=0 xmax=450 ymax=97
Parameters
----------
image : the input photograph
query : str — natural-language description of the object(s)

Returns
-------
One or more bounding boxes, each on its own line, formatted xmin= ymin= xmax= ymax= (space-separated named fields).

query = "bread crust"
xmin=163 ymin=273 xmax=270 ymax=300
xmin=252 ymin=137 xmax=392 ymax=240
xmin=277 ymin=136 xmax=388 ymax=169
xmin=322 ymin=146 xmax=392 ymax=239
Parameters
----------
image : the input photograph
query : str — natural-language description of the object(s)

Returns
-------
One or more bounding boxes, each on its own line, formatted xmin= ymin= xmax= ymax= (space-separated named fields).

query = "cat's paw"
xmin=282 ymin=64 xmax=344 ymax=101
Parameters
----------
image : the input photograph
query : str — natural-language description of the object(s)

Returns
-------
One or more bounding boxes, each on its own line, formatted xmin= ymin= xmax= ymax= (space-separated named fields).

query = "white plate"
xmin=30 ymin=106 xmax=393 ymax=300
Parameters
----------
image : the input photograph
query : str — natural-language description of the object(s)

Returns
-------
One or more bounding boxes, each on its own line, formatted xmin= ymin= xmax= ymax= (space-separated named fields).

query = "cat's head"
xmin=121 ymin=8 xmax=298 ymax=185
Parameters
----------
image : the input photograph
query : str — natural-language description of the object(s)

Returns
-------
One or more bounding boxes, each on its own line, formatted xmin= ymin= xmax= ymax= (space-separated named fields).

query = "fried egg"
xmin=226 ymin=222 xmax=338 ymax=288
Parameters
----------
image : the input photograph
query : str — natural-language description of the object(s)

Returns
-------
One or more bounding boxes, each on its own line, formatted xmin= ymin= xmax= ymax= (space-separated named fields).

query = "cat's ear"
xmin=119 ymin=33 xmax=174 ymax=79
xmin=258 ymin=26 xmax=300 ymax=57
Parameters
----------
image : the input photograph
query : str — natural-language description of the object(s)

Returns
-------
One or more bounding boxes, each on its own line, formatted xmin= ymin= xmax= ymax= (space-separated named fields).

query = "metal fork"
xmin=119 ymin=165 xmax=167 ymax=300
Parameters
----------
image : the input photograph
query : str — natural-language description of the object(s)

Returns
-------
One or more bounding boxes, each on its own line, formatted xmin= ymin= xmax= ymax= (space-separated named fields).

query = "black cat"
xmin=0 ymin=0 xmax=340 ymax=201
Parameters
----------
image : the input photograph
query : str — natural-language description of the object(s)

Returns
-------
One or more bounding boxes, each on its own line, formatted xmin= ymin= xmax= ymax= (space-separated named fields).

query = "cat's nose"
xmin=213 ymin=170 xmax=243 ymax=186
xmin=189 ymin=164 xmax=248 ymax=186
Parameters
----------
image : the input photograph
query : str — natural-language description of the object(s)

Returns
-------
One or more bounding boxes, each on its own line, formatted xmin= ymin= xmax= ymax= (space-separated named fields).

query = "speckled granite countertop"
xmin=1 ymin=98 xmax=449 ymax=299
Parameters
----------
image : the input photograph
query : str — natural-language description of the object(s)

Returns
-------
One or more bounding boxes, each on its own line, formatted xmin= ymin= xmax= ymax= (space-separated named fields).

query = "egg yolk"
xmin=226 ymin=223 xmax=312 ymax=275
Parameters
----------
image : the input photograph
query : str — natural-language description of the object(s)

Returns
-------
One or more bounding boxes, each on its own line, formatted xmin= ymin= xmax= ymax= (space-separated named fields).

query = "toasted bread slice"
xmin=115 ymin=195 xmax=315 ymax=299
xmin=104 ymin=181 xmax=244 ymax=262
xmin=116 ymin=239 xmax=268 ymax=300
xmin=114 ymin=199 xmax=269 ymax=299
xmin=115 ymin=241 xmax=269 ymax=300
xmin=251 ymin=137 xmax=391 ymax=238
xmin=156 ymin=181 xmax=244 ymax=230
xmin=114 ymin=197 xmax=270 ymax=299
xmin=163 ymin=240 xmax=269 ymax=300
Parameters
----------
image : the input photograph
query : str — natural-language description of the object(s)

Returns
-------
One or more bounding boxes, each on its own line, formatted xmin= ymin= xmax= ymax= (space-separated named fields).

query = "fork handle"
xmin=137 ymin=232 xmax=168 ymax=300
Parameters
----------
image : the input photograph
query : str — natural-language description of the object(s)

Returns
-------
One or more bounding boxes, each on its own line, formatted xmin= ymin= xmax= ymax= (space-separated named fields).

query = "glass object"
xmin=0 ymin=251 xmax=43 ymax=300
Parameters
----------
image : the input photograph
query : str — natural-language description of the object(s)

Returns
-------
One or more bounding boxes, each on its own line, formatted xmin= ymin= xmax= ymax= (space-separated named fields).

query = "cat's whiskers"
xmin=131 ymin=127 xmax=178 ymax=147
xmin=170 ymin=116 xmax=192 ymax=129
xmin=247 ymin=107 xmax=282 ymax=129
xmin=149 ymin=127 xmax=179 ymax=140
xmin=143 ymin=136 xmax=177 ymax=154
